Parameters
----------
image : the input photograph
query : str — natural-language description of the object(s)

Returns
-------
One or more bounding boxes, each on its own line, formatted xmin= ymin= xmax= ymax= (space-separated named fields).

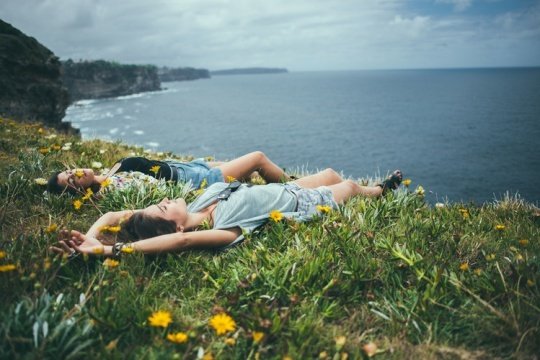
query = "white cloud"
xmin=436 ymin=0 xmax=473 ymax=12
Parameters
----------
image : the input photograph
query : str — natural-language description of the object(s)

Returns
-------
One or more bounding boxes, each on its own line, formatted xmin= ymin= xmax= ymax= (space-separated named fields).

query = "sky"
xmin=1 ymin=0 xmax=539 ymax=71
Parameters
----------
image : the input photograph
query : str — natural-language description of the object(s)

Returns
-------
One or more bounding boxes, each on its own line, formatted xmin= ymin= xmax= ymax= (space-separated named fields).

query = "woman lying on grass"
xmin=52 ymin=169 xmax=403 ymax=257
xmin=46 ymin=151 xmax=290 ymax=195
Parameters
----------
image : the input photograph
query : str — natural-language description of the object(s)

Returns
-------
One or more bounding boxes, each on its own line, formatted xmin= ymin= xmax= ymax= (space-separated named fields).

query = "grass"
xmin=0 ymin=117 xmax=539 ymax=359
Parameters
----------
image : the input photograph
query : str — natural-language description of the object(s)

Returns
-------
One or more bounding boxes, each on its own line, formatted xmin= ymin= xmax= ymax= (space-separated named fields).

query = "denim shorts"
xmin=166 ymin=159 xmax=224 ymax=189
xmin=283 ymin=183 xmax=337 ymax=217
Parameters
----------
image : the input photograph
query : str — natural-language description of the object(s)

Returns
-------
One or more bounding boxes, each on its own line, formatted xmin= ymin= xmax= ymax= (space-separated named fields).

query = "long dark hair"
xmin=119 ymin=212 xmax=177 ymax=241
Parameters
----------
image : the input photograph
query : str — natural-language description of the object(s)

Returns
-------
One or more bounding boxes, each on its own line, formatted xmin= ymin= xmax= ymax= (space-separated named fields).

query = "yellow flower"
xmin=516 ymin=254 xmax=524 ymax=261
xmin=166 ymin=332 xmax=188 ymax=344
xmin=224 ymin=337 xmax=236 ymax=346
xmin=519 ymin=239 xmax=529 ymax=246
xmin=73 ymin=200 xmax=83 ymax=210
xmin=335 ymin=335 xmax=346 ymax=349
xmin=474 ymin=269 xmax=482 ymax=276
xmin=402 ymin=179 xmax=412 ymax=187
xmin=209 ymin=313 xmax=236 ymax=335
xmin=100 ymin=225 xmax=121 ymax=233
xmin=34 ymin=178 xmax=48 ymax=185
xmin=92 ymin=246 xmax=105 ymax=255
xmin=150 ymin=165 xmax=160 ymax=174
xmin=527 ymin=279 xmax=535 ymax=287
xmin=0 ymin=264 xmax=17 ymax=272
xmin=269 ymin=210 xmax=284 ymax=222
xmin=459 ymin=262 xmax=469 ymax=271
xmin=81 ymin=188 xmax=94 ymax=201
xmin=0 ymin=250 xmax=5 ymax=259
xmin=148 ymin=310 xmax=173 ymax=328
xmin=226 ymin=175 xmax=236 ymax=183
xmin=39 ymin=148 xmax=49 ymax=155
xmin=43 ymin=259 xmax=51 ymax=270
xmin=319 ymin=351 xmax=329 ymax=359
xmin=202 ymin=354 xmax=214 ymax=360
xmin=120 ymin=245 xmax=134 ymax=254
xmin=459 ymin=209 xmax=469 ymax=218
xmin=485 ymin=253 xmax=496 ymax=261
xmin=316 ymin=205 xmax=332 ymax=214
xmin=38 ymin=127 xmax=44 ymax=134
xmin=100 ymin=178 xmax=112 ymax=188
xmin=415 ymin=185 xmax=425 ymax=196
xmin=103 ymin=258 xmax=120 ymax=268
xmin=252 ymin=331 xmax=264 ymax=343
xmin=51 ymin=144 xmax=61 ymax=151
xmin=495 ymin=224 xmax=505 ymax=231
xmin=45 ymin=224 xmax=58 ymax=233
xmin=74 ymin=169 xmax=84 ymax=178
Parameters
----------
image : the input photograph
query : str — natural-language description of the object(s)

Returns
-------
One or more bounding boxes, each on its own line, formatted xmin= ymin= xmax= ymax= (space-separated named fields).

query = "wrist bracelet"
xmin=112 ymin=242 xmax=125 ymax=257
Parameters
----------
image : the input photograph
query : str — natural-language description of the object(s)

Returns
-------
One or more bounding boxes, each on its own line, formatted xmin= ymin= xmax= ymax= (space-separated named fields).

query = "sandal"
xmin=377 ymin=170 xmax=403 ymax=195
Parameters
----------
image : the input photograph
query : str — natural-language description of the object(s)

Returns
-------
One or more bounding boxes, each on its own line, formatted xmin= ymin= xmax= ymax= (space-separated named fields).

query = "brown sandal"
xmin=377 ymin=170 xmax=403 ymax=195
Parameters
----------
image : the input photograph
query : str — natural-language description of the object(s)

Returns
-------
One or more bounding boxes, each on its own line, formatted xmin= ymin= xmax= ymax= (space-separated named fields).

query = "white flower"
xmin=91 ymin=162 xmax=103 ymax=169
xmin=99 ymin=149 xmax=107 ymax=154
xmin=61 ymin=145 xmax=72 ymax=151
xmin=45 ymin=134 xmax=57 ymax=139
xmin=435 ymin=203 xmax=445 ymax=208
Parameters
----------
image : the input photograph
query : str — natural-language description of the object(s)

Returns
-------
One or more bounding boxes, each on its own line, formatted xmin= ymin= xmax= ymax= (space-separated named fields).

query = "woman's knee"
xmin=249 ymin=151 xmax=267 ymax=165
xmin=323 ymin=168 xmax=342 ymax=182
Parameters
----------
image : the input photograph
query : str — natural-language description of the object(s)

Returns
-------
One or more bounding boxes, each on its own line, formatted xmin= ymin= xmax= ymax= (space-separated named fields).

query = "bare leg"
xmin=216 ymin=151 xmax=290 ymax=183
xmin=293 ymin=168 xmax=343 ymax=189
xmin=327 ymin=180 xmax=383 ymax=204
xmin=206 ymin=161 xmax=225 ymax=167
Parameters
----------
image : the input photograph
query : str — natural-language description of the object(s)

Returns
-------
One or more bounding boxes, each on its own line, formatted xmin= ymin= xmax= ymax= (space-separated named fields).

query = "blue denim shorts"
xmin=166 ymin=159 xmax=224 ymax=189
xmin=284 ymin=183 xmax=337 ymax=217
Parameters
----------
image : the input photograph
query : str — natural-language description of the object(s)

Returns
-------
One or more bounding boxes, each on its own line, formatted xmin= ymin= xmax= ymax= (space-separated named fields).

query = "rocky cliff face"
xmin=61 ymin=60 xmax=161 ymax=101
xmin=0 ymin=20 xmax=72 ymax=131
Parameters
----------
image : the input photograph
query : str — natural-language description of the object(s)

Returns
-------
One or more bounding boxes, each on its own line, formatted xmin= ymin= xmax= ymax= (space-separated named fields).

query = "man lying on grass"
xmin=51 ymin=169 xmax=403 ymax=257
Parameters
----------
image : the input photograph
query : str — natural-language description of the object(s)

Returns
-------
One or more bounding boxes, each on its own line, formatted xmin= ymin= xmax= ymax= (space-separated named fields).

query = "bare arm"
xmin=66 ymin=227 xmax=241 ymax=256
xmin=85 ymin=209 xmax=139 ymax=239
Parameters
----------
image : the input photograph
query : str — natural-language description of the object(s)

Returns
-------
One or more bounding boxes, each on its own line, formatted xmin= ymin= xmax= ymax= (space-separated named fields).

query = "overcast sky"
xmin=1 ymin=0 xmax=539 ymax=71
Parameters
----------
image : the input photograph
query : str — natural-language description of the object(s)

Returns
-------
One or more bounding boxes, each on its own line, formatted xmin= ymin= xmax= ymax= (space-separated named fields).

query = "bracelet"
xmin=112 ymin=242 xmax=125 ymax=257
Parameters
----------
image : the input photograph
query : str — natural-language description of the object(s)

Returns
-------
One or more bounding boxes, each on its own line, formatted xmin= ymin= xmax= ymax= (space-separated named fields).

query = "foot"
xmin=377 ymin=170 xmax=403 ymax=195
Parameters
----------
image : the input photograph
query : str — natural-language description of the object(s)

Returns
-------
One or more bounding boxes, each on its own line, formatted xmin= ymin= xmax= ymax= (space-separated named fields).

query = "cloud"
xmin=436 ymin=0 xmax=473 ymax=12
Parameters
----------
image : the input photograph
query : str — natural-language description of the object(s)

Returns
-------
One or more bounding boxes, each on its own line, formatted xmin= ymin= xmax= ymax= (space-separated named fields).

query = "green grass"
xmin=0 ymin=117 xmax=539 ymax=359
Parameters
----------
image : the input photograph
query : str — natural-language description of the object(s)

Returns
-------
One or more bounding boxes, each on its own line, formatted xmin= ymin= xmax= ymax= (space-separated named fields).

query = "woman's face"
xmin=57 ymin=169 xmax=96 ymax=190
xmin=144 ymin=198 xmax=188 ymax=230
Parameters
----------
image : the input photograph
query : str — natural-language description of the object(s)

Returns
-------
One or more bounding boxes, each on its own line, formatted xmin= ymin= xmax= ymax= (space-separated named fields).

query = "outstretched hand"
xmin=49 ymin=229 xmax=105 ymax=256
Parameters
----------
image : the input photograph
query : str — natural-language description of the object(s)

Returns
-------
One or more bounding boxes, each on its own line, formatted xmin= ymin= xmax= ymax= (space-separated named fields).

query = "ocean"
xmin=63 ymin=68 xmax=540 ymax=204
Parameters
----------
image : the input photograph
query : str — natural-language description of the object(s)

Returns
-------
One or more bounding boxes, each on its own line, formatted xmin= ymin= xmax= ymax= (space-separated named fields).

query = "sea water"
xmin=64 ymin=68 xmax=540 ymax=204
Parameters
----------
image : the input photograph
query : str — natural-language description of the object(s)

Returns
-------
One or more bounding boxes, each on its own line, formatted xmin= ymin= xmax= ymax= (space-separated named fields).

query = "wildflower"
xmin=519 ymin=239 xmax=529 ymax=247
xmin=150 ymin=165 xmax=160 ymax=174
xmin=43 ymin=259 xmax=51 ymax=270
xmin=516 ymin=254 xmax=524 ymax=261
xmin=269 ymin=210 xmax=284 ymax=222
xmin=224 ymin=338 xmax=236 ymax=346
xmin=120 ymin=245 xmax=134 ymax=254
xmin=103 ymin=258 xmax=120 ymax=268
xmin=91 ymin=161 xmax=103 ymax=169
xmin=362 ymin=342 xmax=378 ymax=357
xmin=100 ymin=178 xmax=112 ymax=189
xmin=226 ymin=175 xmax=236 ymax=183
xmin=435 ymin=202 xmax=445 ymax=208
xmin=252 ymin=331 xmax=264 ymax=343
xmin=402 ymin=179 xmax=412 ymax=187
xmin=92 ymin=246 xmax=104 ymax=255
xmin=415 ymin=185 xmax=425 ymax=196
xmin=459 ymin=263 xmax=469 ymax=271
xmin=474 ymin=269 xmax=482 ymax=276
xmin=459 ymin=209 xmax=469 ymax=219
xmin=51 ymin=144 xmax=61 ymax=151
xmin=0 ymin=264 xmax=16 ymax=272
xmin=74 ymin=169 xmax=84 ymax=178
xmin=527 ymin=279 xmax=535 ymax=287
xmin=45 ymin=224 xmax=58 ymax=233
xmin=209 ymin=313 xmax=236 ymax=335
xmin=61 ymin=144 xmax=72 ymax=151
xmin=81 ymin=188 xmax=94 ymax=201
xmin=39 ymin=148 xmax=49 ymax=155
xmin=485 ymin=254 xmax=496 ymax=261
xmin=99 ymin=149 xmax=107 ymax=154
xmin=148 ymin=310 xmax=173 ymax=328
xmin=316 ymin=205 xmax=332 ymax=214
xmin=335 ymin=336 xmax=346 ymax=349
xmin=73 ymin=200 xmax=83 ymax=210
xmin=167 ymin=332 xmax=188 ymax=344
xmin=319 ymin=351 xmax=329 ymax=359
xmin=38 ymin=128 xmax=44 ymax=134
xmin=100 ymin=225 xmax=121 ymax=233
xmin=495 ymin=224 xmax=505 ymax=231
xmin=34 ymin=178 xmax=48 ymax=185
xmin=45 ymin=134 xmax=57 ymax=139
xmin=0 ymin=250 xmax=5 ymax=259
xmin=202 ymin=354 xmax=213 ymax=360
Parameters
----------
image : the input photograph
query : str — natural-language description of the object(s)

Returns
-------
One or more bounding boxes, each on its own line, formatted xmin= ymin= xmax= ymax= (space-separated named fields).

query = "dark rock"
xmin=0 ymin=19 xmax=73 ymax=132
xmin=61 ymin=60 xmax=161 ymax=101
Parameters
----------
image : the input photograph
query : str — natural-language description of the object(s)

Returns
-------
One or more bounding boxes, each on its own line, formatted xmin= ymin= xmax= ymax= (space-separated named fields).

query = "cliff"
xmin=211 ymin=67 xmax=288 ymax=76
xmin=61 ymin=60 xmax=161 ymax=102
xmin=158 ymin=66 xmax=210 ymax=82
xmin=0 ymin=20 xmax=73 ymax=132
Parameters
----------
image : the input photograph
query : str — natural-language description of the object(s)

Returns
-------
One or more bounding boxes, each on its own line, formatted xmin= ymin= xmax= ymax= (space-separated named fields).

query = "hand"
xmin=50 ymin=230 xmax=105 ymax=256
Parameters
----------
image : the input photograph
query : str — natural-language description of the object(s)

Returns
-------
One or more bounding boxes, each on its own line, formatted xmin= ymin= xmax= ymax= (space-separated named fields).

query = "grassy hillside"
xmin=0 ymin=117 xmax=538 ymax=359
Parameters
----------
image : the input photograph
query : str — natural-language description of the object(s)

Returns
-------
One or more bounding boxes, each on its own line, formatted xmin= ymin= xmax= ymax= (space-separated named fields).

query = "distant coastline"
xmin=211 ymin=67 xmax=288 ymax=76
